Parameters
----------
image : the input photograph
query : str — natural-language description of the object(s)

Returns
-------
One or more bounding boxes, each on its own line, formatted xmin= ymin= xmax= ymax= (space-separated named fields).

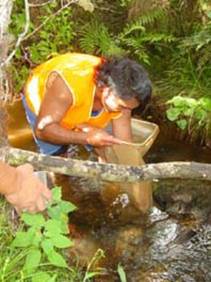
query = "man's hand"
xmin=5 ymin=164 xmax=52 ymax=214
xmin=84 ymin=127 xmax=123 ymax=147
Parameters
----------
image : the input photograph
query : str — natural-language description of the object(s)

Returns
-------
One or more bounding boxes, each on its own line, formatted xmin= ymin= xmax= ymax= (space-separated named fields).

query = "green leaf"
xmin=194 ymin=108 xmax=207 ymax=121
xmin=60 ymin=201 xmax=77 ymax=213
xmin=51 ymin=234 xmax=73 ymax=249
xmin=186 ymin=98 xmax=198 ymax=107
xmin=32 ymin=272 xmax=56 ymax=282
xmin=167 ymin=96 xmax=184 ymax=106
xmin=48 ymin=275 xmax=57 ymax=282
xmin=47 ymin=250 xmax=68 ymax=268
xmin=45 ymin=219 xmax=64 ymax=235
xmin=45 ymin=223 xmax=69 ymax=237
xmin=21 ymin=213 xmax=45 ymax=228
xmin=11 ymin=228 xmax=35 ymax=248
xmin=47 ymin=206 xmax=69 ymax=234
xmin=167 ymin=96 xmax=197 ymax=108
xmin=31 ymin=230 xmax=42 ymax=247
xmin=11 ymin=232 xmax=29 ymax=247
xmin=52 ymin=187 xmax=62 ymax=203
xmin=117 ymin=264 xmax=127 ymax=282
xmin=47 ymin=205 xmax=61 ymax=219
xmin=60 ymin=220 xmax=69 ymax=234
xmin=41 ymin=239 xmax=54 ymax=255
xmin=23 ymin=249 xmax=41 ymax=274
xmin=166 ymin=107 xmax=181 ymax=121
xmin=183 ymin=108 xmax=194 ymax=117
xmin=199 ymin=97 xmax=211 ymax=112
xmin=42 ymin=239 xmax=68 ymax=267
xmin=176 ymin=119 xmax=187 ymax=130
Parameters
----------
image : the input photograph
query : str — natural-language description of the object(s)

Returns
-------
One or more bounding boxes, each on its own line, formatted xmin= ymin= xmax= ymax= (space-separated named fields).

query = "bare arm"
xmin=35 ymin=72 xmax=88 ymax=145
xmin=112 ymin=109 xmax=133 ymax=142
xmin=35 ymin=73 xmax=123 ymax=147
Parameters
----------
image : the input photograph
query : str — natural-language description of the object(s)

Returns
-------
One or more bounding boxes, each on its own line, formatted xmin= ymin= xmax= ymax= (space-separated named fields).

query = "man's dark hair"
xmin=95 ymin=57 xmax=152 ymax=107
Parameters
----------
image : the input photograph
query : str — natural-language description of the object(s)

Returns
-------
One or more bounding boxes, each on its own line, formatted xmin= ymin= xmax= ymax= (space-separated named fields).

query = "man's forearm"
xmin=0 ymin=161 xmax=19 ymax=195
xmin=35 ymin=123 xmax=88 ymax=145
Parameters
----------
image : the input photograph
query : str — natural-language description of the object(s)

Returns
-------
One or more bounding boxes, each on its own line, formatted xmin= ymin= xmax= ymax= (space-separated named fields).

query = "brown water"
xmin=7 ymin=101 xmax=211 ymax=282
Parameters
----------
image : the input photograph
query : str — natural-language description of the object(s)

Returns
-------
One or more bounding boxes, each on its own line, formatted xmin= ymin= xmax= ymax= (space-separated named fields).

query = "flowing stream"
xmin=7 ymin=100 xmax=211 ymax=282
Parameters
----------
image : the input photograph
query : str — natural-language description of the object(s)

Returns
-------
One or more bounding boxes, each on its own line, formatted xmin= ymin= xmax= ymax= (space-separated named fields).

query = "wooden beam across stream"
xmin=1 ymin=147 xmax=211 ymax=183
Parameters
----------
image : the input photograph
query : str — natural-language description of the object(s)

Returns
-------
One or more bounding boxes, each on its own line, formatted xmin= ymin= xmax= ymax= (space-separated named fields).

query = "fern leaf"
xmin=79 ymin=20 xmax=124 ymax=56
xmin=121 ymin=7 xmax=166 ymax=38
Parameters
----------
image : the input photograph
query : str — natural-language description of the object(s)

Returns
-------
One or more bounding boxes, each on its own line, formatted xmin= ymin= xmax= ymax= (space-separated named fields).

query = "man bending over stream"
xmin=22 ymin=53 xmax=152 ymax=158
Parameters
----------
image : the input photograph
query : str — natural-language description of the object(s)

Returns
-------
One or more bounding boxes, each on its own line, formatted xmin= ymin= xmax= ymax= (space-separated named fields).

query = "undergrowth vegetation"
xmin=0 ymin=187 xmax=107 ymax=282
xmin=8 ymin=0 xmax=211 ymax=142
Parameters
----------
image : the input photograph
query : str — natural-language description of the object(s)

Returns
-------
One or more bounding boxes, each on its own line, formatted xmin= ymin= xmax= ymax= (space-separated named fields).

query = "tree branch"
xmin=29 ymin=0 xmax=55 ymax=7
xmin=1 ymin=147 xmax=211 ymax=183
xmin=23 ymin=0 xmax=79 ymax=42
xmin=0 ymin=0 xmax=30 ymax=68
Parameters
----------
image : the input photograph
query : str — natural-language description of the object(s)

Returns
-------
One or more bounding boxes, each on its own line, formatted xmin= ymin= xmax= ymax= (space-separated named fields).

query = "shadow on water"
xmin=8 ymin=101 xmax=211 ymax=281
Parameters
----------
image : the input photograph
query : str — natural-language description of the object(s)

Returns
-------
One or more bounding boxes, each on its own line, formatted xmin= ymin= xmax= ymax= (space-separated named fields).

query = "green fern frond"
xmin=79 ymin=20 xmax=124 ymax=56
xmin=79 ymin=21 xmax=100 ymax=53
xmin=182 ymin=23 xmax=211 ymax=50
xmin=120 ymin=33 xmax=175 ymax=53
xmin=137 ymin=32 xmax=175 ymax=44
xmin=120 ymin=23 xmax=145 ymax=38
xmin=137 ymin=7 xmax=166 ymax=26
xmin=120 ymin=31 xmax=174 ymax=65
xmin=121 ymin=7 xmax=166 ymax=38
xmin=119 ymin=37 xmax=149 ymax=64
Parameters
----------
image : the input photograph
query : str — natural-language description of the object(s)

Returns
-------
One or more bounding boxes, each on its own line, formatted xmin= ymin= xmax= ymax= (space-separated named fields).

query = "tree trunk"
xmin=0 ymin=106 xmax=8 ymax=148
xmin=0 ymin=0 xmax=12 ymax=148
xmin=0 ymin=0 xmax=13 ymax=101
xmin=1 ymin=147 xmax=211 ymax=183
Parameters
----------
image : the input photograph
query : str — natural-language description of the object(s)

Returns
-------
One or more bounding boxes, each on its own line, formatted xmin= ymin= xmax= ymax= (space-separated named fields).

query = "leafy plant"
xmin=0 ymin=190 xmax=108 ymax=281
xmin=119 ymin=7 xmax=175 ymax=64
xmin=166 ymin=96 xmax=211 ymax=142
xmin=79 ymin=19 xmax=124 ymax=56
xmin=180 ymin=20 xmax=211 ymax=79
xmin=9 ymin=0 xmax=34 ymax=37
xmin=0 ymin=198 xmax=29 ymax=282
xmin=28 ymin=8 xmax=74 ymax=64
xmin=155 ymin=1 xmax=211 ymax=99
xmin=10 ymin=186 xmax=76 ymax=280
xmin=9 ymin=1 xmax=75 ymax=94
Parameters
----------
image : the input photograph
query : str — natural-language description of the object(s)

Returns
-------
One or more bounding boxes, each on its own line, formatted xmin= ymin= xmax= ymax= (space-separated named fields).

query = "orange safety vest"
xmin=25 ymin=53 xmax=121 ymax=129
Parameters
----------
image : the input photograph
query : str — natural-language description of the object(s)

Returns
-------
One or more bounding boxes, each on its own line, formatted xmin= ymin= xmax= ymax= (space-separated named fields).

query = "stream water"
xmin=7 ymin=100 xmax=211 ymax=282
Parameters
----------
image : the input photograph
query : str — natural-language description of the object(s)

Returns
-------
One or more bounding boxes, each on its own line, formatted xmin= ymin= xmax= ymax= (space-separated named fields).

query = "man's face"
xmin=102 ymin=87 xmax=140 ymax=112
